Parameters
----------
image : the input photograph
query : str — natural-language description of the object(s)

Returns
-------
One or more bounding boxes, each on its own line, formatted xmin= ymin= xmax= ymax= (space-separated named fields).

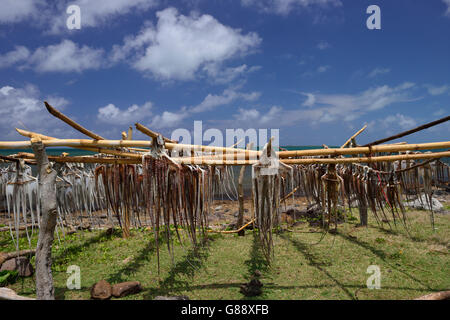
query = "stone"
xmin=405 ymin=195 xmax=444 ymax=212
xmin=112 ymin=281 xmax=142 ymax=298
xmin=0 ymin=257 xmax=34 ymax=277
xmin=0 ymin=252 xmax=8 ymax=266
xmin=215 ymin=206 xmax=223 ymax=211
xmin=154 ymin=295 xmax=189 ymax=300
xmin=91 ymin=280 xmax=112 ymax=300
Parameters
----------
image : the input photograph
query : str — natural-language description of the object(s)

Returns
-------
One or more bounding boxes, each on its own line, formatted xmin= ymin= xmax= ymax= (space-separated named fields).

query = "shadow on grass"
xmin=52 ymin=228 xmax=122 ymax=265
xmin=244 ymin=232 xmax=270 ymax=277
xmin=239 ymin=232 xmax=271 ymax=300
xmin=336 ymin=230 xmax=435 ymax=291
xmin=143 ymin=237 xmax=213 ymax=299
xmin=369 ymin=223 xmax=448 ymax=247
xmin=279 ymin=233 xmax=357 ymax=300
xmin=54 ymin=286 xmax=92 ymax=300
xmin=106 ymin=237 xmax=157 ymax=284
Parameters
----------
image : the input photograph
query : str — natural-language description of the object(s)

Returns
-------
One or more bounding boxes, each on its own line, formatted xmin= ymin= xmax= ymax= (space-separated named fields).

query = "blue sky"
xmin=0 ymin=0 xmax=449 ymax=146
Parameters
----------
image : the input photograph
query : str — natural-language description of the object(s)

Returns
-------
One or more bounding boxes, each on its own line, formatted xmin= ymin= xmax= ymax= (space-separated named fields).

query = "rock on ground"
xmin=112 ymin=281 xmax=142 ymax=298
xmin=405 ymin=195 xmax=444 ymax=212
xmin=0 ymin=257 xmax=34 ymax=277
xmin=91 ymin=280 xmax=112 ymax=300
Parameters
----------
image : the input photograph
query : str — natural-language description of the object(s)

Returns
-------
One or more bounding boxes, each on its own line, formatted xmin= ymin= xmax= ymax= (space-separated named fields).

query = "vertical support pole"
xmin=31 ymin=138 xmax=58 ymax=300
xmin=358 ymin=199 xmax=368 ymax=226
xmin=237 ymin=165 xmax=246 ymax=236
xmin=237 ymin=143 xmax=253 ymax=236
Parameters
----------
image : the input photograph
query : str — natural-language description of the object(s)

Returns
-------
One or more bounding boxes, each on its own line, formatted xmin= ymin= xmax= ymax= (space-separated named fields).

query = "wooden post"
xmin=237 ymin=165 xmax=246 ymax=237
xmin=31 ymin=138 xmax=58 ymax=300
xmin=237 ymin=143 xmax=253 ymax=236
xmin=358 ymin=199 xmax=368 ymax=226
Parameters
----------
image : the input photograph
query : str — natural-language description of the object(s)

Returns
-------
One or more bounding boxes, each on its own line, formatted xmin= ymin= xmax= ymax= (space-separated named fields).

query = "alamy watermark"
xmin=366 ymin=265 xmax=381 ymax=289
xmin=66 ymin=265 xmax=81 ymax=290
xmin=66 ymin=5 xmax=81 ymax=30
xmin=170 ymin=121 xmax=280 ymax=174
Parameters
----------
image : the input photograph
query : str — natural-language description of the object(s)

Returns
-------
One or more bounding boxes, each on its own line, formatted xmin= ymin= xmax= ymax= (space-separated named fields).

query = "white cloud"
xmin=368 ymin=67 xmax=390 ymax=78
xmin=0 ymin=84 xmax=69 ymax=139
xmin=47 ymin=0 xmax=159 ymax=33
xmin=317 ymin=65 xmax=330 ymax=73
xmin=425 ymin=84 xmax=449 ymax=96
xmin=113 ymin=7 xmax=261 ymax=80
xmin=267 ymin=82 xmax=419 ymax=127
xmin=0 ymin=0 xmax=43 ymax=24
xmin=97 ymin=101 xmax=153 ymax=125
xmin=29 ymin=40 xmax=105 ymax=72
xmin=383 ymin=114 xmax=417 ymax=130
xmin=203 ymin=64 xmax=261 ymax=84
xmin=241 ymin=0 xmax=342 ymax=15
xmin=150 ymin=109 xmax=188 ymax=129
xmin=0 ymin=40 xmax=105 ymax=72
xmin=302 ymin=82 xmax=417 ymax=117
xmin=233 ymin=106 xmax=282 ymax=125
xmin=0 ymin=46 xmax=30 ymax=68
xmin=302 ymin=93 xmax=316 ymax=107
xmin=443 ymin=0 xmax=450 ymax=16
xmin=433 ymin=108 xmax=446 ymax=117
xmin=317 ymin=40 xmax=331 ymax=50
xmin=71 ymin=0 xmax=158 ymax=27
xmin=0 ymin=0 xmax=158 ymax=32
xmin=302 ymin=65 xmax=331 ymax=77
xmin=190 ymin=88 xmax=261 ymax=113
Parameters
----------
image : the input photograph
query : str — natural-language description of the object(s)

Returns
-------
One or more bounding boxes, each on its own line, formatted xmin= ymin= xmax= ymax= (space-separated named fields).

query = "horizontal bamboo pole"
xmin=175 ymin=150 xmax=450 ymax=165
xmin=15 ymin=129 xmax=144 ymax=159
xmin=277 ymin=141 xmax=450 ymax=158
xmin=17 ymin=153 xmax=138 ymax=165
xmin=1 ymin=139 xmax=449 ymax=159
xmin=10 ymin=150 xmax=450 ymax=166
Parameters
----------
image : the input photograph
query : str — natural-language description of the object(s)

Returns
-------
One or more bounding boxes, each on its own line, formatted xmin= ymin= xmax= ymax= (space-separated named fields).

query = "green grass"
xmin=0 ymin=211 xmax=449 ymax=300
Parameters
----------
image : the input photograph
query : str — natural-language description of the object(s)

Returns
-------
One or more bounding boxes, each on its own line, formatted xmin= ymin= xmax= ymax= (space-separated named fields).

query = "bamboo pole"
xmin=127 ymin=126 xmax=133 ymax=140
xmin=44 ymin=101 xmax=105 ymax=140
xmin=341 ymin=125 xmax=367 ymax=148
xmin=277 ymin=141 xmax=450 ymax=158
xmin=364 ymin=115 xmax=450 ymax=147
xmin=15 ymin=129 xmax=144 ymax=159
xmin=135 ymin=123 xmax=177 ymax=144
xmin=175 ymin=150 xmax=450 ymax=165
xmin=173 ymin=141 xmax=450 ymax=159
xmin=16 ymin=153 xmax=138 ymax=164
xmin=208 ymin=219 xmax=255 ymax=234
xmin=8 ymin=149 xmax=450 ymax=165
xmin=1 ymin=139 xmax=450 ymax=161
xmin=280 ymin=186 xmax=299 ymax=203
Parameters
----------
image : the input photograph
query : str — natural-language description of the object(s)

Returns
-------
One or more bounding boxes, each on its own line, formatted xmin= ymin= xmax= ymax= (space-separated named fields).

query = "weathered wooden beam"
xmin=31 ymin=138 xmax=58 ymax=300
xmin=341 ymin=125 xmax=367 ymax=148
xmin=364 ymin=115 xmax=450 ymax=147
xmin=135 ymin=122 xmax=177 ymax=144
xmin=45 ymin=101 xmax=105 ymax=140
